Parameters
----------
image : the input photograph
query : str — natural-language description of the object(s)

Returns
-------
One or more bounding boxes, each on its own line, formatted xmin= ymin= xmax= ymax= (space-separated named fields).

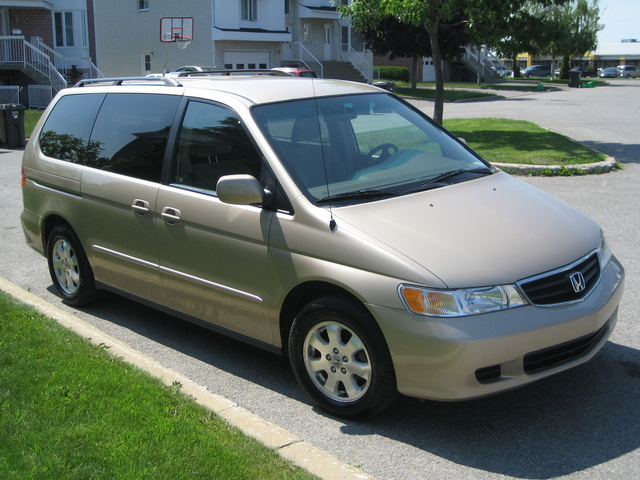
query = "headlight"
xmin=399 ymin=284 xmax=528 ymax=317
xmin=598 ymin=233 xmax=613 ymax=270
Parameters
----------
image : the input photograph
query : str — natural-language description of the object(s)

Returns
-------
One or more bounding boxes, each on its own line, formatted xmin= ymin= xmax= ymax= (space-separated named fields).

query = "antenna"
xmin=310 ymin=80 xmax=337 ymax=232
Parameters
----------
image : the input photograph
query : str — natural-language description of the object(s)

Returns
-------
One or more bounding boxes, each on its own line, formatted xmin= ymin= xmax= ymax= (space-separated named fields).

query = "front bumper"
xmin=369 ymin=255 xmax=625 ymax=400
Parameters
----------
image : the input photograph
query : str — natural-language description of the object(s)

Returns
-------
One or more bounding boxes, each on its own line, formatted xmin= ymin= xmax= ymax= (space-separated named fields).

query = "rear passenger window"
xmin=39 ymin=93 xmax=105 ymax=163
xmin=173 ymin=101 xmax=262 ymax=192
xmin=89 ymin=94 xmax=180 ymax=182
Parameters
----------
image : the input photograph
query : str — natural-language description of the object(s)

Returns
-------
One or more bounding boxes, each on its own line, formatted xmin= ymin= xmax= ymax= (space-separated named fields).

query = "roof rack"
xmin=176 ymin=69 xmax=291 ymax=77
xmin=74 ymin=77 xmax=183 ymax=88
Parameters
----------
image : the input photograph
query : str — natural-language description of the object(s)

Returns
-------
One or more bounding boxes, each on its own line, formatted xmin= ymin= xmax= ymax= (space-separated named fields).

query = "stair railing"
xmin=288 ymin=42 xmax=324 ymax=78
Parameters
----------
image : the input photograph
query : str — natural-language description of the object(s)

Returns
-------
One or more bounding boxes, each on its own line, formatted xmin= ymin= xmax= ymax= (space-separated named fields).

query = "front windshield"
xmin=252 ymin=93 xmax=491 ymax=204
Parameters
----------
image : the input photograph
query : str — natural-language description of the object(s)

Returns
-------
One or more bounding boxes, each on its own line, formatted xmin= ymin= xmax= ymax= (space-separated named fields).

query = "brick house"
xmin=0 ymin=0 xmax=99 ymax=106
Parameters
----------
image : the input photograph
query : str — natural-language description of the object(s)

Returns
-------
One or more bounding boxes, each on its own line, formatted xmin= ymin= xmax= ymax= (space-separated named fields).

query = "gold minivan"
xmin=21 ymin=76 xmax=625 ymax=418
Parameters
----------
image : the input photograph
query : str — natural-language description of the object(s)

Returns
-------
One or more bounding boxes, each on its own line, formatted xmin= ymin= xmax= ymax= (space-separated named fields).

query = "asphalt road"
xmin=1 ymin=79 xmax=638 ymax=479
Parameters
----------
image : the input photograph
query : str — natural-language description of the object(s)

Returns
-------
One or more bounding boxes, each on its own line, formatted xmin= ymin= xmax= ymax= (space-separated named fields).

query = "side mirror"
xmin=216 ymin=174 xmax=270 ymax=206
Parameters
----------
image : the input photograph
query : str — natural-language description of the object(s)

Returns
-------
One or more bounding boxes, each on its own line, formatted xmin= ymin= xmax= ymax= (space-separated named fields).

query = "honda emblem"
xmin=570 ymin=272 xmax=586 ymax=293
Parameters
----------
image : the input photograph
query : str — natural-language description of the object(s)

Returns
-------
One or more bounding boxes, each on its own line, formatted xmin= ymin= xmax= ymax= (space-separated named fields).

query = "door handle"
xmin=131 ymin=199 xmax=150 ymax=217
xmin=161 ymin=206 xmax=182 ymax=226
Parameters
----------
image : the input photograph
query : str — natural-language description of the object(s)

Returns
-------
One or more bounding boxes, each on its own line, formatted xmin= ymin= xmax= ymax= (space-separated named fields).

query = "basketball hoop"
xmin=160 ymin=17 xmax=194 ymax=73
xmin=176 ymin=38 xmax=191 ymax=50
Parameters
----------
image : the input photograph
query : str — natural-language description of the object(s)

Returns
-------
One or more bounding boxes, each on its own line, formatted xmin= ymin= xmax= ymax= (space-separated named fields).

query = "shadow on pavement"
xmin=580 ymin=141 xmax=640 ymax=164
xmin=67 ymin=289 xmax=640 ymax=479
xmin=341 ymin=341 xmax=640 ymax=478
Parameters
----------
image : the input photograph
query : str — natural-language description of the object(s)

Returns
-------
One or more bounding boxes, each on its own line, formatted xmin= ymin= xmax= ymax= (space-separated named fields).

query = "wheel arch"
xmin=42 ymin=214 xmax=75 ymax=249
xmin=279 ymin=281 xmax=367 ymax=357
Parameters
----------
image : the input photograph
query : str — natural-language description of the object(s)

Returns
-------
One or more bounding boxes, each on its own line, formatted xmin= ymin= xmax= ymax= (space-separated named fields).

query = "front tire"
xmin=289 ymin=296 xmax=398 ymax=419
xmin=47 ymin=224 xmax=97 ymax=306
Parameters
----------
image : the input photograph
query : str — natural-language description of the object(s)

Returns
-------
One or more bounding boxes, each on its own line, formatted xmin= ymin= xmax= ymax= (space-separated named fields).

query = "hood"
xmin=331 ymin=172 xmax=601 ymax=288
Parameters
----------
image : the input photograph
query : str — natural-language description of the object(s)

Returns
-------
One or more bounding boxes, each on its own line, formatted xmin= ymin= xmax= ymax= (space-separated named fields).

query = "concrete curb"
xmin=493 ymin=156 xmax=618 ymax=175
xmin=0 ymin=276 xmax=375 ymax=480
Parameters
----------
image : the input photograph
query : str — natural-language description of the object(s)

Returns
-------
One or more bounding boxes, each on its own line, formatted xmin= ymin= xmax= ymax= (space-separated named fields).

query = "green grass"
xmin=394 ymin=86 xmax=498 ymax=101
xmin=393 ymin=79 xmax=607 ymax=98
xmin=0 ymin=291 xmax=317 ymax=480
xmin=443 ymin=118 xmax=606 ymax=165
xmin=396 ymin=81 xmax=547 ymax=93
xmin=25 ymin=110 xmax=43 ymax=139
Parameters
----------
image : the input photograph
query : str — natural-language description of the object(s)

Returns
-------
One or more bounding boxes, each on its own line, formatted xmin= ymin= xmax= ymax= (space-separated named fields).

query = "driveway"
xmin=1 ymin=79 xmax=638 ymax=480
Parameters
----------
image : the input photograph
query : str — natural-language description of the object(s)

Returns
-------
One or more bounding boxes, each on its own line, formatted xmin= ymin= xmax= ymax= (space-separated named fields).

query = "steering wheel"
xmin=365 ymin=143 xmax=399 ymax=164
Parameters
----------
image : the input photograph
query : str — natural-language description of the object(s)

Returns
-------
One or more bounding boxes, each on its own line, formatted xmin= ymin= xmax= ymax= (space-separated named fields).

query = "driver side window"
xmin=173 ymin=101 xmax=262 ymax=192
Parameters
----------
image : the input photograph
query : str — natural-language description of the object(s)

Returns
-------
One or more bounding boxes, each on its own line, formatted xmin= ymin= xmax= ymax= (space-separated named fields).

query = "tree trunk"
xmin=411 ymin=55 xmax=419 ymax=89
xmin=430 ymin=23 xmax=444 ymax=124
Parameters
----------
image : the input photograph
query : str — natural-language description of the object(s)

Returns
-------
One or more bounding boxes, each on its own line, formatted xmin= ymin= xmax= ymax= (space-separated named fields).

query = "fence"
xmin=28 ymin=85 xmax=53 ymax=109
xmin=0 ymin=86 xmax=20 ymax=104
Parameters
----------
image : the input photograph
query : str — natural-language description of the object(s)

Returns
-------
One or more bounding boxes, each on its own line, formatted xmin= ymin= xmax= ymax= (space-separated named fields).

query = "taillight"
xmin=21 ymin=165 xmax=26 ymax=187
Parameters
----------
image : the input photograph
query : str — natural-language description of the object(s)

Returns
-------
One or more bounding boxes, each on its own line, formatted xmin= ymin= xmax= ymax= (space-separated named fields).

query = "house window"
xmin=142 ymin=53 xmax=152 ymax=74
xmin=303 ymin=23 xmax=311 ymax=42
xmin=284 ymin=0 xmax=290 ymax=15
xmin=54 ymin=12 xmax=74 ymax=47
xmin=138 ymin=0 xmax=149 ymax=11
xmin=341 ymin=26 xmax=349 ymax=52
xmin=81 ymin=11 xmax=89 ymax=47
xmin=241 ymin=0 xmax=257 ymax=21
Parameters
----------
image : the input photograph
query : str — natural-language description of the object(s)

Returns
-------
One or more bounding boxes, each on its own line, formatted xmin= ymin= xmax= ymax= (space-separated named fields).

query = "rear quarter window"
xmin=39 ymin=93 xmax=105 ymax=163
xmin=38 ymin=92 xmax=181 ymax=184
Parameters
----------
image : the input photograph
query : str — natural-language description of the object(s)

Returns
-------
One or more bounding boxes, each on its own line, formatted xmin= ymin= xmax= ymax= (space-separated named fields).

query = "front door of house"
xmin=323 ymin=24 xmax=333 ymax=60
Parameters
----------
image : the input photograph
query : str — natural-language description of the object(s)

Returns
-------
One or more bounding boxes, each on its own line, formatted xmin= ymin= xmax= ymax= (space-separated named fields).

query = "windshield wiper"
xmin=316 ymin=189 xmax=399 ymax=204
xmin=422 ymin=167 xmax=493 ymax=187
xmin=404 ymin=167 xmax=494 ymax=195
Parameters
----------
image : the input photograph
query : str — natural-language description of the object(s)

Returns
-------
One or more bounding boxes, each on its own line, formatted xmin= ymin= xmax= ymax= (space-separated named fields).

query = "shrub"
xmin=376 ymin=66 xmax=410 ymax=82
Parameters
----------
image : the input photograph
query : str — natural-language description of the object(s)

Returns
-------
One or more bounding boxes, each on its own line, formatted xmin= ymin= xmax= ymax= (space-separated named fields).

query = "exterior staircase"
xmin=0 ymin=36 xmax=103 ymax=106
xmin=284 ymin=42 xmax=372 ymax=83
xmin=322 ymin=61 xmax=368 ymax=83
xmin=459 ymin=45 xmax=510 ymax=81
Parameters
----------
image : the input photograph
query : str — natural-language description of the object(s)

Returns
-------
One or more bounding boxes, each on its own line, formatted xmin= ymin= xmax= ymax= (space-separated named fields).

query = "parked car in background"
xmin=598 ymin=67 xmax=619 ymax=78
xmin=521 ymin=65 xmax=552 ymax=77
xmin=570 ymin=67 xmax=597 ymax=77
xmin=491 ymin=66 xmax=511 ymax=77
xmin=618 ymin=65 xmax=640 ymax=78
xmin=271 ymin=67 xmax=318 ymax=77
xmin=173 ymin=65 xmax=220 ymax=74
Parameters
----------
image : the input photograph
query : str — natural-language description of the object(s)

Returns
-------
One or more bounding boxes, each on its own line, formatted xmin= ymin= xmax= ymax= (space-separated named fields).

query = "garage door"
xmin=224 ymin=52 xmax=270 ymax=70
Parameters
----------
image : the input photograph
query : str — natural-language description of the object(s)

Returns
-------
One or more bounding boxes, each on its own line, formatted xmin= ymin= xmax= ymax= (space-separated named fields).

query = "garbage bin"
xmin=568 ymin=70 xmax=581 ymax=88
xmin=0 ymin=104 xmax=26 ymax=149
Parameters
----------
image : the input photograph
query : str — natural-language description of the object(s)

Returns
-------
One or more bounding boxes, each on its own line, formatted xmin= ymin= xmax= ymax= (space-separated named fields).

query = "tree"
xmin=340 ymin=0 xmax=472 ymax=124
xmin=542 ymin=0 xmax=602 ymax=77
xmin=354 ymin=13 xmax=470 ymax=89
xmin=482 ymin=7 xmax=557 ymax=77
xmin=340 ymin=0 xmax=561 ymax=124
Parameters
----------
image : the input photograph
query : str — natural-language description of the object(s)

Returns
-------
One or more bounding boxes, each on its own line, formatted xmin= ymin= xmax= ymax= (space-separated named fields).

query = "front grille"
xmin=523 ymin=320 xmax=610 ymax=373
xmin=519 ymin=252 xmax=600 ymax=306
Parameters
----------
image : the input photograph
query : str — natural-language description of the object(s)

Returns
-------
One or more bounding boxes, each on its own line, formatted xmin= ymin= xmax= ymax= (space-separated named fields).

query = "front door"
xmin=156 ymin=100 xmax=274 ymax=343
xmin=324 ymin=24 xmax=333 ymax=60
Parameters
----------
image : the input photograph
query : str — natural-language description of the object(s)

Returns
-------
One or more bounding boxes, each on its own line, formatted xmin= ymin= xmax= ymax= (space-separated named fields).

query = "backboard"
xmin=160 ymin=17 xmax=194 ymax=43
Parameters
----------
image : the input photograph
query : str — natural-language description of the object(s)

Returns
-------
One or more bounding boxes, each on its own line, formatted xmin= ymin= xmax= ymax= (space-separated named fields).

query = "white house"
xmin=94 ymin=0 xmax=372 ymax=82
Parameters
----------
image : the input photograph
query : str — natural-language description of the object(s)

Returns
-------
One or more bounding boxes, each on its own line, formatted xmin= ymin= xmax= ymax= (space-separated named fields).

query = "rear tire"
xmin=289 ymin=296 xmax=398 ymax=419
xmin=47 ymin=224 xmax=97 ymax=306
